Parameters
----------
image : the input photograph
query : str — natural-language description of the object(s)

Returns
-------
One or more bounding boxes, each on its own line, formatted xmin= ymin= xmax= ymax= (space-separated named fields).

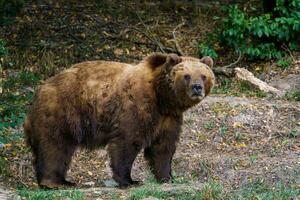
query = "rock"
xmin=102 ymin=179 xmax=118 ymax=187
xmin=213 ymin=135 xmax=223 ymax=144
xmin=0 ymin=187 xmax=14 ymax=200
xmin=83 ymin=181 xmax=95 ymax=186
xmin=141 ymin=196 xmax=159 ymax=200
xmin=232 ymin=113 xmax=260 ymax=127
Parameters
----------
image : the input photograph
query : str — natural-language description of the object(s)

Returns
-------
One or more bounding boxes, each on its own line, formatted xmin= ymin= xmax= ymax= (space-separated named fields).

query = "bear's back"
xmin=36 ymin=60 xmax=131 ymax=101
xmin=25 ymin=61 xmax=132 ymax=138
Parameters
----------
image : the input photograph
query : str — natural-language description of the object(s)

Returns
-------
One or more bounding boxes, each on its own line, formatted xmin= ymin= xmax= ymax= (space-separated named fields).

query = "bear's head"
xmin=172 ymin=56 xmax=215 ymax=103
xmin=146 ymin=53 xmax=215 ymax=109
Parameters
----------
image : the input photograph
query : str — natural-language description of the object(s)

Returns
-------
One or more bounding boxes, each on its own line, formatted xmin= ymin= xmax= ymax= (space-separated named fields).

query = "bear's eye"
xmin=201 ymin=75 xmax=207 ymax=81
xmin=184 ymin=74 xmax=191 ymax=81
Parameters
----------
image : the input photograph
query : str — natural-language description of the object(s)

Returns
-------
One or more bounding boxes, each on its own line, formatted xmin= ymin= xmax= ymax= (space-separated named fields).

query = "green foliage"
xmin=12 ymin=179 xmax=300 ymax=200
xmin=0 ymin=39 xmax=7 ymax=58
xmin=290 ymin=129 xmax=299 ymax=138
xmin=129 ymin=181 xmax=221 ymax=200
xmin=235 ymin=132 xmax=246 ymax=142
xmin=200 ymin=181 xmax=223 ymax=200
xmin=204 ymin=120 xmax=215 ymax=130
xmin=0 ymin=156 xmax=9 ymax=176
xmin=285 ymin=89 xmax=300 ymax=101
xmin=219 ymin=124 xmax=228 ymax=137
xmin=200 ymin=0 xmax=300 ymax=60
xmin=0 ymin=0 xmax=27 ymax=24
xmin=277 ymin=58 xmax=292 ymax=69
xmin=129 ymin=180 xmax=299 ymax=199
xmin=18 ymin=189 xmax=84 ymax=200
xmin=0 ymin=71 xmax=40 ymax=132
xmin=212 ymin=78 xmax=267 ymax=97
xmin=227 ymin=179 xmax=300 ymax=200
xmin=199 ymin=43 xmax=218 ymax=59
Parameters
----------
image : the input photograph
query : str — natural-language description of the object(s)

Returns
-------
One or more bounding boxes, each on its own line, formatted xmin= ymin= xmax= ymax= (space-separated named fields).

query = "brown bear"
xmin=24 ymin=53 xmax=215 ymax=189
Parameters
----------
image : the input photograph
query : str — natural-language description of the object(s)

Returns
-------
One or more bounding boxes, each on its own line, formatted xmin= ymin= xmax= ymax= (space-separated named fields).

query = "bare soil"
xmin=1 ymin=96 xmax=299 ymax=192
xmin=0 ymin=1 xmax=300 ymax=199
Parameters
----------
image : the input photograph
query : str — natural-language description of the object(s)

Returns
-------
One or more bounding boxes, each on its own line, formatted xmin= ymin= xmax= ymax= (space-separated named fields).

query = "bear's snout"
xmin=191 ymin=84 xmax=203 ymax=96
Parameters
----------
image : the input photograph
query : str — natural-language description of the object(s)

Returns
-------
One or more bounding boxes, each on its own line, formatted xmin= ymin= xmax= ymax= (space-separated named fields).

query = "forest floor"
xmin=2 ymin=96 xmax=300 ymax=200
xmin=0 ymin=1 xmax=300 ymax=199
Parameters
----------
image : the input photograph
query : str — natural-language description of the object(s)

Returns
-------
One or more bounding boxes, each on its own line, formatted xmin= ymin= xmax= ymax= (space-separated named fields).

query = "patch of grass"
xmin=203 ymin=120 xmax=215 ymax=130
xmin=0 ymin=156 xmax=9 ymax=177
xmin=234 ymin=132 xmax=246 ymax=142
xmin=219 ymin=124 xmax=228 ymax=137
xmin=269 ymin=147 xmax=280 ymax=157
xmin=128 ymin=178 xmax=299 ymax=200
xmin=212 ymin=79 xmax=232 ymax=94
xmin=200 ymin=181 xmax=223 ymax=200
xmin=212 ymin=78 xmax=267 ymax=98
xmin=129 ymin=183 xmax=164 ymax=200
xmin=290 ymin=129 xmax=299 ymax=138
xmin=227 ymin=179 xmax=300 ymax=200
xmin=0 ymin=128 xmax=24 ymax=145
xmin=128 ymin=180 xmax=222 ymax=200
xmin=0 ymin=71 xmax=40 ymax=132
xmin=172 ymin=176 xmax=190 ymax=184
xmin=199 ymin=160 xmax=213 ymax=178
xmin=281 ymin=138 xmax=289 ymax=146
xmin=285 ymin=90 xmax=300 ymax=101
xmin=184 ymin=117 xmax=194 ymax=126
xmin=249 ymin=154 xmax=258 ymax=164
xmin=18 ymin=189 xmax=84 ymax=200
xmin=277 ymin=58 xmax=292 ymax=69
xmin=2 ymin=71 xmax=40 ymax=88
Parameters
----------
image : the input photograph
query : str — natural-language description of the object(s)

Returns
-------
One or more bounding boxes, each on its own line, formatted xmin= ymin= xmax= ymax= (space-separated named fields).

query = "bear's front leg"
xmin=144 ymin=128 xmax=179 ymax=183
xmin=107 ymin=138 xmax=142 ymax=188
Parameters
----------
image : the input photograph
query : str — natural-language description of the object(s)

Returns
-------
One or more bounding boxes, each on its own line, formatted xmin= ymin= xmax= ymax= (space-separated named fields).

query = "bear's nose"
xmin=192 ymin=84 xmax=202 ymax=95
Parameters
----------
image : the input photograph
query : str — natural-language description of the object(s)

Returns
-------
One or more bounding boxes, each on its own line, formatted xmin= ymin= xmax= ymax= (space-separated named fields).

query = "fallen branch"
xmin=212 ymin=51 xmax=242 ymax=76
xmin=235 ymin=67 xmax=284 ymax=96
xmin=118 ymin=2 xmax=179 ymax=54
xmin=281 ymin=44 xmax=297 ymax=63
xmin=222 ymin=50 xmax=242 ymax=68
xmin=213 ymin=67 xmax=235 ymax=77
xmin=128 ymin=27 xmax=177 ymax=53
xmin=60 ymin=18 xmax=97 ymax=53
xmin=172 ymin=22 xmax=185 ymax=56
xmin=133 ymin=9 xmax=166 ymax=53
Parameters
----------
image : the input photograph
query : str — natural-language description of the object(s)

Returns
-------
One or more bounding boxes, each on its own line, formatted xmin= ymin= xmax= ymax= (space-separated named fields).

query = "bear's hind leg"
xmin=37 ymin=140 xmax=76 ymax=189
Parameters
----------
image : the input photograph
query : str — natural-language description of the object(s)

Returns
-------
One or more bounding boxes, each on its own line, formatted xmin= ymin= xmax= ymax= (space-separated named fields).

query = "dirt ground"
xmin=1 ymin=96 xmax=299 ymax=191
xmin=0 ymin=1 xmax=300 ymax=199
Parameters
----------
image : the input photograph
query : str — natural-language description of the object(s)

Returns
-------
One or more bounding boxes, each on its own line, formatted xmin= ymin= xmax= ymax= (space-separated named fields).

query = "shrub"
xmin=200 ymin=0 xmax=300 ymax=60
xmin=0 ymin=0 xmax=27 ymax=24
xmin=0 ymin=39 xmax=7 ymax=58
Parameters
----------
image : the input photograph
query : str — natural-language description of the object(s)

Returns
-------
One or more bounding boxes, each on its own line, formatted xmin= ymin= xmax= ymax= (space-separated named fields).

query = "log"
xmin=234 ymin=67 xmax=284 ymax=97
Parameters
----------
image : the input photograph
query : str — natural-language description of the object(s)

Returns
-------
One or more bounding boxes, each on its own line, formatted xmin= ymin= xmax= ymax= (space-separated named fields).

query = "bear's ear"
xmin=200 ymin=56 xmax=213 ymax=68
xmin=166 ymin=53 xmax=182 ymax=66
xmin=145 ymin=53 xmax=181 ymax=70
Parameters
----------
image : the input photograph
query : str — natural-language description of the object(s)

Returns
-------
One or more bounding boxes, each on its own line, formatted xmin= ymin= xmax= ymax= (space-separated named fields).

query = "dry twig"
xmin=172 ymin=22 xmax=185 ymax=56
xmin=213 ymin=51 xmax=242 ymax=77
xmin=281 ymin=44 xmax=296 ymax=63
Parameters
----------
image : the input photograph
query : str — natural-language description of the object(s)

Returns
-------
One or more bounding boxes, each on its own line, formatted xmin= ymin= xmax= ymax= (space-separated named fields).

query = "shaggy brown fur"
xmin=24 ymin=53 xmax=215 ymax=188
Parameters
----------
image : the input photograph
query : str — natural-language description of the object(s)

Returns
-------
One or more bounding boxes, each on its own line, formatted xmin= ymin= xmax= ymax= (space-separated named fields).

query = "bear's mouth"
xmin=190 ymin=93 xmax=204 ymax=100
xmin=192 ymin=93 xmax=202 ymax=97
